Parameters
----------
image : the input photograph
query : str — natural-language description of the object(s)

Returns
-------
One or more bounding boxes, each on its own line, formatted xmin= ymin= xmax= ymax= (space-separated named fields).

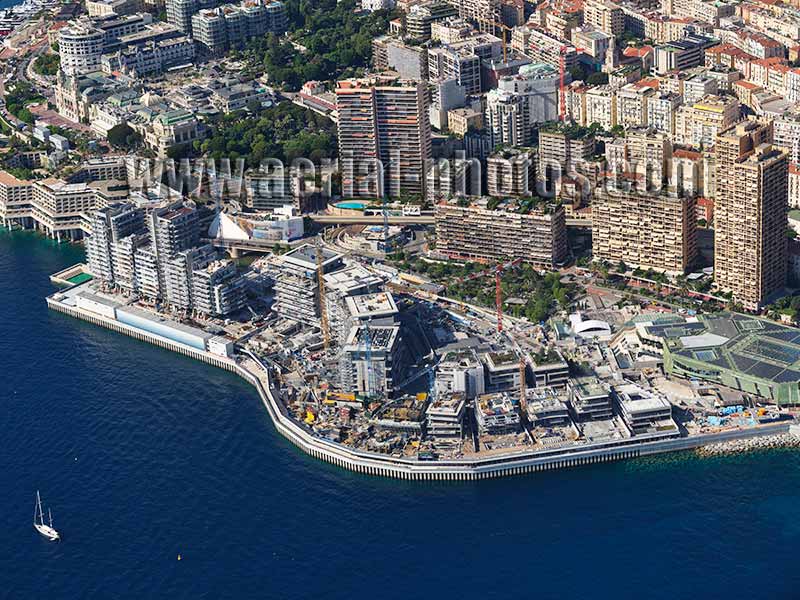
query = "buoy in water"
xmin=177 ymin=554 xmax=182 ymax=561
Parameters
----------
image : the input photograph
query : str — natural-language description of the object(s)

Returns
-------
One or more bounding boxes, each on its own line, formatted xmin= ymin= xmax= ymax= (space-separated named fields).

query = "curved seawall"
xmin=47 ymin=295 xmax=794 ymax=481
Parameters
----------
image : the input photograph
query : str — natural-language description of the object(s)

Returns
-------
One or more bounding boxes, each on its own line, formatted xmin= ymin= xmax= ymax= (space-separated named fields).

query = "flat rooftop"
xmin=344 ymin=324 xmax=400 ymax=352
xmin=323 ymin=264 xmax=382 ymax=294
xmin=615 ymin=383 xmax=671 ymax=413
xmin=283 ymin=244 xmax=342 ymax=271
xmin=570 ymin=377 xmax=610 ymax=399
xmin=484 ymin=351 xmax=519 ymax=370
xmin=345 ymin=292 xmax=398 ymax=320
xmin=427 ymin=393 xmax=466 ymax=415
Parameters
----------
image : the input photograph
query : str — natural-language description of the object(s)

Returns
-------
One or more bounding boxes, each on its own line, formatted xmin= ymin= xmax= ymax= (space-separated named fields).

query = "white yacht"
xmin=33 ymin=491 xmax=60 ymax=541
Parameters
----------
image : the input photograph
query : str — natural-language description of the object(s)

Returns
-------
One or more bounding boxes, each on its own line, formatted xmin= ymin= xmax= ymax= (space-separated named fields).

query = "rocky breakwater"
xmin=697 ymin=432 xmax=800 ymax=457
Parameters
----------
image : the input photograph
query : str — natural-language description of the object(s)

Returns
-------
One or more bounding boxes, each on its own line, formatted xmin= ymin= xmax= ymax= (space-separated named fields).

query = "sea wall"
xmin=47 ymin=296 xmax=796 ymax=481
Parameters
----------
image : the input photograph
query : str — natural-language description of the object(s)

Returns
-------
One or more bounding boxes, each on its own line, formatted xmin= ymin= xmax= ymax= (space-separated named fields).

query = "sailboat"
xmin=33 ymin=491 xmax=60 ymax=541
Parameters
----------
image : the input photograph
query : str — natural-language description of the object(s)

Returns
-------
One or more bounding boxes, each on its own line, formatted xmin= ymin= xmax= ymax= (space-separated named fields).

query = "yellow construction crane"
xmin=316 ymin=241 xmax=331 ymax=350
xmin=479 ymin=18 xmax=513 ymax=63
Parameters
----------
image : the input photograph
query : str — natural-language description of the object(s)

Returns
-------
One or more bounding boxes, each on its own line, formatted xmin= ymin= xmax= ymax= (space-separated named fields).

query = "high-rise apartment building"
xmin=86 ymin=203 xmax=145 ymax=284
xmin=486 ymin=148 xmax=535 ymax=197
xmin=604 ymin=127 xmax=672 ymax=189
xmin=592 ymin=182 xmax=697 ymax=274
xmin=537 ymin=125 xmax=596 ymax=194
xmin=192 ymin=9 xmax=227 ymax=54
xmin=489 ymin=62 xmax=560 ymax=145
xmin=445 ymin=0 xmax=500 ymax=30
xmin=166 ymin=0 xmax=207 ymax=33
xmin=336 ymin=75 xmax=432 ymax=199
xmin=674 ymin=95 xmax=740 ymax=148
xmin=58 ymin=20 xmax=106 ymax=75
xmin=647 ymin=92 xmax=682 ymax=136
xmin=191 ymin=257 xmax=248 ymax=316
xmin=192 ymin=0 xmax=286 ymax=54
xmin=583 ymin=0 xmax=624 ymax=36
xmin=434 ymin=197 xmax=568 ymax=267
xmin=405 ymin=1 xmax=457 ymax=40
xmin=715 ymin=120 xmax=788 ymax=310
xmin=164 ymin=244 xmax=217 ymax=311
xmin=484 ymin=89 xmax=526 ymax=148
xmin=0 ymin=171 xmax=34 ymax=229
xmin=427 ymin=33 xmax=502 ymax=94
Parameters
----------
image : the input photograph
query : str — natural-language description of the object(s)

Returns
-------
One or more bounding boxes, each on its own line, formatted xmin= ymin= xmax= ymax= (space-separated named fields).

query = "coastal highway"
xmin=309 ymin=214 xmax=592 ymax=227
xmin=310 ymin=214 xmax=435 ymax=226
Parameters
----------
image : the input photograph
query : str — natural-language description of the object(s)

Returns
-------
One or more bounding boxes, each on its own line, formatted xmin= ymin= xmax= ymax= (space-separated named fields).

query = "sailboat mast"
xmin=48 ymin=508 xmax=53 ymax=528
xmin=36 ymin=491 xmax=43 ymax=525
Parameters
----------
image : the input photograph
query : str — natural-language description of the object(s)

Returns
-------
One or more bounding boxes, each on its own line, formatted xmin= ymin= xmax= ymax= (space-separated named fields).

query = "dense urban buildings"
xmin=6 ymin=0 xmax=800 ymax=496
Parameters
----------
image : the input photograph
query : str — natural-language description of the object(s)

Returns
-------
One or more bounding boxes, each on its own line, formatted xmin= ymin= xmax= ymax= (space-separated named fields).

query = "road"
xmin=310 ymin=213 xmax=592 ymax=228
xmin=310 ymin=214 xmax=435 ymax=226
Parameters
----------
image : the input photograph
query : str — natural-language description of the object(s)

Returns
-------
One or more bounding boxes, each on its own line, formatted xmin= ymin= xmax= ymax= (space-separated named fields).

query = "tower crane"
xmin=524 ymin=37 xmax=584 ymax=121
xmin=478 ymin=18 xmax=513 ymax=63
xmin=315 ymin=240 xmax=331 ymax=350
xmin=463 ymin=258 xmax=523 ymax=333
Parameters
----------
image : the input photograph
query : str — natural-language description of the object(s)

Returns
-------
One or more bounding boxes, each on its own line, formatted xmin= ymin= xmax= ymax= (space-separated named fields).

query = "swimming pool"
xmin=334 ymin=201 xmax=369 ymax=210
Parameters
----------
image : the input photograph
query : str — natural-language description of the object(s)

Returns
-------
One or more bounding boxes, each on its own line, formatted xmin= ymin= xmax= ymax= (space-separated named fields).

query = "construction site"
xmin=236 ymin=236 xmax=796 ymax=463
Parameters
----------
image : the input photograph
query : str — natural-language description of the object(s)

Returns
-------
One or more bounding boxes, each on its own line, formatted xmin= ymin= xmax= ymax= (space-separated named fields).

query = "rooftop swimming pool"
xmin=334 ymin=201 xmax=369 ymax=210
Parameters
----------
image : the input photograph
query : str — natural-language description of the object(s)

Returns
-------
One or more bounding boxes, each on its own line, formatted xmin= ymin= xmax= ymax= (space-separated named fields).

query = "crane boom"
xmin=495 ymin=268 xmax=503 ymax=333
xmin=315 ymin=242 xmax=330 ymax=349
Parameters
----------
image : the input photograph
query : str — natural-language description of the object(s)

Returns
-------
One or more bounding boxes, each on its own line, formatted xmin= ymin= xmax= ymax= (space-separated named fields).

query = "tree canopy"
xmin=4 ymin=82 xmax=43 ymax=124
xmin=197 ymin=102 xmax=336 ymax=168
xmin=586 ymin=72 xmax=609 ymax=85
xmin=244 ymin=0 xmax=392 ymax=90
xmin=107 ymin=123 xmax=142 ymax=149
xmin=33 ymin=53 xmax=60 ymax=76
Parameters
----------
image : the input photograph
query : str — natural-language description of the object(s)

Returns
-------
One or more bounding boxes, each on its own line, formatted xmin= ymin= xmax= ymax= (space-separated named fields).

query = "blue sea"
xmin=2 ymin=226 xmax=800 ymax=599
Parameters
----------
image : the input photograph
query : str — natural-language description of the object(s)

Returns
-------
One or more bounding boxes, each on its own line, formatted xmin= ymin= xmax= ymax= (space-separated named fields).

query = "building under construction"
xmin=324 ymin=265 xmax=387 ymax=344
xmin=341 ymin=324 xmax=409 ymax=399
xmin=272 ymin=244 xmax=344 ymax=326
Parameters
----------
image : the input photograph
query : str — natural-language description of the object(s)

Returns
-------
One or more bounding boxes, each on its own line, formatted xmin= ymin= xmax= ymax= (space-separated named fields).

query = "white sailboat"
xmin=33 ymin=491 xmax=60 ymax=541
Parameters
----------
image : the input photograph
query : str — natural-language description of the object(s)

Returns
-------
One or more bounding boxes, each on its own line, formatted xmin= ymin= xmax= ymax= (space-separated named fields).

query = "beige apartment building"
xmin=714 ymin=120 xmax=788 ymax=310
xmin=0 ymin=171 xmax=34 ymax=227
xmin=592 ymin=182 xmax=697 ymax=274
xmin=336 ymin=74 xmax=432 ymax=200
xmin=605 ymin=127 xmax=673 ymax=189
xmin=583 ymin=0 xmax=625 ymax=36
xmin=434 ymin=198 xmax=568 ymax=267
xmin=674 ymin=95 xmax=740 ymax=147
xmin=31 ymin=179 xmax=99 ymax=240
